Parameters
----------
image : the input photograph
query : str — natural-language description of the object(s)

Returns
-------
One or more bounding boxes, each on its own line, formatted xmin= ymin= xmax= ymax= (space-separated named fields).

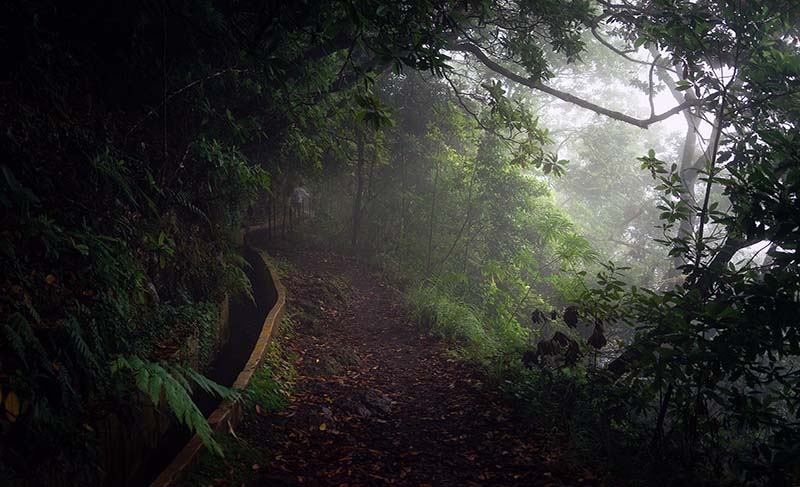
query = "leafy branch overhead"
xmin=0 ymin=0 xmax=798 ymax=485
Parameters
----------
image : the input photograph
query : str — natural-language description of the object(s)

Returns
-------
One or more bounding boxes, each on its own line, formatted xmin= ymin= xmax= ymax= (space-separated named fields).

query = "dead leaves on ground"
xmin=225 ymin=249 xmax=605 ymax=486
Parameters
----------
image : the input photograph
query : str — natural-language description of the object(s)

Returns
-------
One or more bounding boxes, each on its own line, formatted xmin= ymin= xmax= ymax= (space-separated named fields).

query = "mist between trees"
xmin=1 ymin=1 xmax=798 ymax=486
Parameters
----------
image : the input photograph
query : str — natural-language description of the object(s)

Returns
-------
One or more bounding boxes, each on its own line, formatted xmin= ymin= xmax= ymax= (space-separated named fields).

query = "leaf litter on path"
xmin=237 ymin=247 xmax=604 ymax=487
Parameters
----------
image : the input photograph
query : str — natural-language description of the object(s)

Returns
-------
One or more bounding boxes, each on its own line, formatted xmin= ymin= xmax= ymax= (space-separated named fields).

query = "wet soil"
xmin=241 ymin=245 xmax=599 ymax=487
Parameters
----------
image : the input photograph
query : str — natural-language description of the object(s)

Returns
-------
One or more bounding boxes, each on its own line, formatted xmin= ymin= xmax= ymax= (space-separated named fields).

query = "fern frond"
xmin=134 ymin=363 xmax=151 ymax=392
xmin=183 ymin=367 xmax=241 ymax=401
xmin=164 ymin=363 xmax=193 ymax=392
xmin=2 ymin=316 xmax=29 ymax=367
xmin=226 ymin=264 xmax=255 ymax=302
xmin=55 ymin=364 xmax=77 ymax=404
xmin=174 ymin=190 xmax=212 ymax=226
xmin=146 ymin=372 xmax=164 ymax=405
xmin=111 ymin=355 xmax=238 ymax=456
xmin=6 ymin=312 xmax=52 ymax=373
xmin=65 ymin=316 xmax=98 ymax=370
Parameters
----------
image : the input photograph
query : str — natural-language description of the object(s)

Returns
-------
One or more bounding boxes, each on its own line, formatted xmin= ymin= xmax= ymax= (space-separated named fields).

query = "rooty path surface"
xmin=245 ymin=247 xmax=594 ymax=487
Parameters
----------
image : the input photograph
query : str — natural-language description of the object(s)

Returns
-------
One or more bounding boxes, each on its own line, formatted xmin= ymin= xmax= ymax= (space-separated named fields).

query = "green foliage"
xmin=0 ymin=2 xmax=273 ymax=481
xmin=179 ymin=433 xmax=265 ymax=487
xmin=245 ymin=341 xmax=296 ymax=412
xmin=408 ymin=275 xmax=539 ymax=379
xmin=111 ymin=356 xmax=238 ymax=456
xmin=408 ymin=280 xmax=490 ymax=348
xmin=550 ymin=120 xmax=673 ymax=288
xmin=179 ymin=327 xmax=295 ymax=487
xmin=507 ymin=367 xmax=679 ymax=485
xmin=2 ymin=0 xmax=798 ymax=485
xmin=138 ymin=299 xmax=222 ymax=372
xmin=310 ymin=72 xmax=595 ymax=379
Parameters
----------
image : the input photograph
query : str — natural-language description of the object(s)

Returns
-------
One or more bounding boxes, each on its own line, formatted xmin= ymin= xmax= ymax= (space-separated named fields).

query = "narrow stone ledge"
xmin=150 ymin=250 xmax=286 ymax=487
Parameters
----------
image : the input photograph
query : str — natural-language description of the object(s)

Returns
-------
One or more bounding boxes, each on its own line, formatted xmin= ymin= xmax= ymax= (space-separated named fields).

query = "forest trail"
xmin=240 ymin=246 xmax=597 ymax=487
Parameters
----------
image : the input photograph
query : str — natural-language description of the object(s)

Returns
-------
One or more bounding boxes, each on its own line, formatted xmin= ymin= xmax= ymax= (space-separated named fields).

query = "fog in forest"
xmin=1 ymin=2 xmax=798 ymax=487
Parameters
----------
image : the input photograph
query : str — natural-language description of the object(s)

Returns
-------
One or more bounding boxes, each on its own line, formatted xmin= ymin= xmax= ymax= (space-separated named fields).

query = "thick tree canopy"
xmin=1 ymin=1 xmax=798 ymax=486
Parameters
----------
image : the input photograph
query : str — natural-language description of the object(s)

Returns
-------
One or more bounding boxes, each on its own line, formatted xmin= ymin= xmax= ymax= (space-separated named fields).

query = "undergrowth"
xmin=245 ymin=339 xmax=297 ymax=412
xmin=180 ymin=317 xmax=296 ymax=487
xmin=112 ymin=356 xmax=239 ymax=456
xmin=261 ymin=254 xmax=293 ymax=281
xmin=406 ymin=278 xmax=532 ymax=376
xmin=179 ymin=433 xmax=265 ymax=487
xmin=407 ymin=283 xmax=488 ymax=347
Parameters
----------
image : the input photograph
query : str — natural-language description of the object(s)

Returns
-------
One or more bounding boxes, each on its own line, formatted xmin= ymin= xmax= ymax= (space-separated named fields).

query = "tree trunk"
xmin=282 ymin=199 xmax=287 ymax=237
xmin=351 ymin=128 xmax=365 ymax=249
xmin=438 ymin=162 xmax=477 ymax=274
xmin=398 ymin=151 xmax=407 ymax=264
xmin=426 ymin=152 xmax=440 ymax=274
xmin=651 ymin=51 xmax=718 ymax=280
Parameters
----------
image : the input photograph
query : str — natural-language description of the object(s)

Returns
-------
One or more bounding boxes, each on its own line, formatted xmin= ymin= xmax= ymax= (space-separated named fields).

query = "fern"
xmin=225 ymin=264 xmax=255 ymax=302
xmin=65 ymin=315 xmax=99 ymax=371
xmin=146 ymin=371 xmax=163 ymax=406
xmin=91 ymin=150 xmax=158 ymax=214
xmin=111 ymin=355 xmax=239 ymax=456
xmin=2 ymin=317 xmax=28 ymax=367
xmin=174 ymin=190 xmax=212 ymax=226
xmin=5 ymin=313 xmax=52 ymax=373
xmin=55 ymin=364 xmax=77 ymax=404
xmin=85 ymin=316 xmax=107 ymax=362
xmin=182 ymin=367 xmax=235 ymax=399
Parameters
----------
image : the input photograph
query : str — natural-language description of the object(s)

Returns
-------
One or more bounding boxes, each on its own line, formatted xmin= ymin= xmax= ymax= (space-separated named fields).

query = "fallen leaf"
xmin=4 ymin=390 xmax=20 ymax=422
xmin=319 ymin=422 xmax=327 ymax=431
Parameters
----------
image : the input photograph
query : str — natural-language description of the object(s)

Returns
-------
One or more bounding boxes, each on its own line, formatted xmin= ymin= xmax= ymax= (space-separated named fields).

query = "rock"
xmin=296 ymin=297 xmax=317 ymax=311
xmin=355 ymin=402 xmax=372 ymax=418
xmin=332 ymin=397 xmax=372 ymax=417
xmin=364 ymin=389 xmax=393 ymax=414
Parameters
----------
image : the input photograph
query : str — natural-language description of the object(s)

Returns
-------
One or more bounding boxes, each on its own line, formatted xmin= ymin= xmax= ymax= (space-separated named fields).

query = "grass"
xmin=245 ymin=339 xmax=296 ymax=411
xmin=407 ymin=283 xmax=488 ymax=347
xmin=261 ymin=254 xmax=292 ymax=280
xmin=406 ymin=280 xmax=542 ymax=379
xmin=180 ymin=433 xmax=264 ymax=487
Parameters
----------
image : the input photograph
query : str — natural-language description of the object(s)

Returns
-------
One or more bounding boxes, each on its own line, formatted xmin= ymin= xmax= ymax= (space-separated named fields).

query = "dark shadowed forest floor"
xmin=207 ymin=244 xmax=604 ymax=487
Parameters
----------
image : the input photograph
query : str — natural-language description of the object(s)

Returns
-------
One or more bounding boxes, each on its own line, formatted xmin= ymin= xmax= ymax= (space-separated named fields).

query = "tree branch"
xmin=451 ymin=43 xmax=698 ymax=129
xmin=648 ymin=54 xmax=659 ymax=119
xmin=126 ymin=67 xmax=246 ymax=138
xmin=589 ymin=16 xmax=678 ymax=75
xmin=442 ymin=71 xmax=519 ymax=145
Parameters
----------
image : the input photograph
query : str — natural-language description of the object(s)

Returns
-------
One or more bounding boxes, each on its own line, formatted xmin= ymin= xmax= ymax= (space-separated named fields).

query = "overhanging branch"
xmin=452 ymin=43 xmax=698 ymax=129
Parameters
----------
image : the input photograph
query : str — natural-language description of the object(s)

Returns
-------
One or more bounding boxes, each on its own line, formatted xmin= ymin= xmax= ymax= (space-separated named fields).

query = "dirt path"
xmin=245 ymin=247 xmax=591 ymax=487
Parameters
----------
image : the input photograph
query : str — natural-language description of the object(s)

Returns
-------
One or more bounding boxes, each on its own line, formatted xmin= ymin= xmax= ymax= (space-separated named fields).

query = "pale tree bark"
xmin=650 ymin=51 xmax=704 ymax=277
xmin=650 ymin=49 xmax=722 ymax=279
